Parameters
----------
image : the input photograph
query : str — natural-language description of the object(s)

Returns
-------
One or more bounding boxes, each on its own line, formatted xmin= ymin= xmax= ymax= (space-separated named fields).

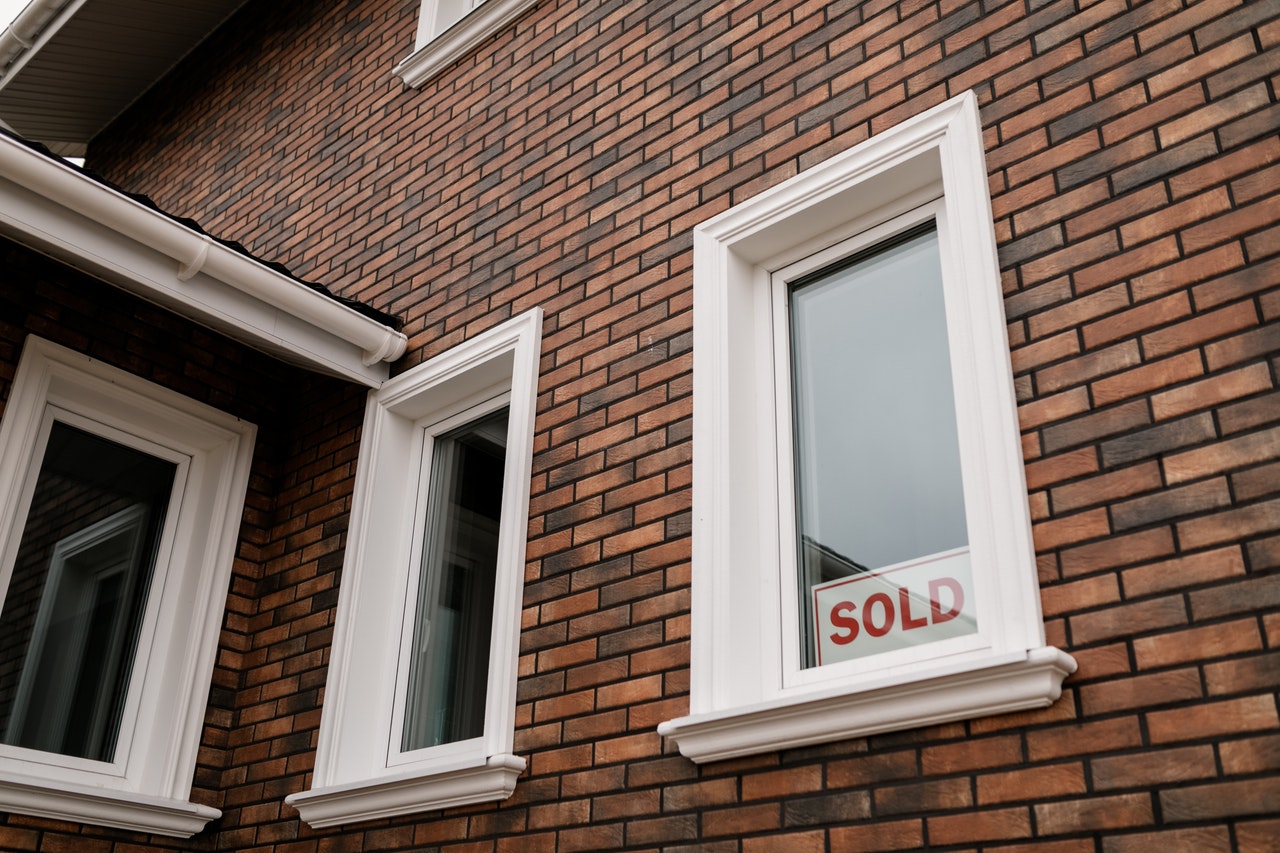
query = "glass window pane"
xmin=402 ymin=407 xmax=508 ymax=752
xmin=0 ymin=422 xmax=176 ymax=761
xmin=789 ymin=226 xmax=972 ymax=667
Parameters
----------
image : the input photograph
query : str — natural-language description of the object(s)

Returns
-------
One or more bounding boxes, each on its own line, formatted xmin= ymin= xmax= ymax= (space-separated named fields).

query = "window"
xmin=0 ymin=337 xmax=255 ymax=835
xmin=788 ymin=222 xmax=977 ymax=671
xmin=658 ymin=91 xmax=1075 ymax=763
xmin=394 ymin=0 xmax=540 ymax=87
xmin=1 ymin=429 xmax=173 ymax=763
xmin=287 ymin=309 xmax=542 ymax=828
xmin=398 ymin=407 xmax=509 ymax=754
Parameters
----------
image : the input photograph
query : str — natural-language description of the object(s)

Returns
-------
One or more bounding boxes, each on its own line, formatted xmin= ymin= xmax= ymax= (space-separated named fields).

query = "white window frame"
xmin=0 ymin=337 xmax=256 ymax=836
xmin=287 ymin=309 xmax=542 ymax=828
xmin=394 ymin=0 xmax=540 ymax=88
xmin=657 ymin=91 xmax=1076 ymax=764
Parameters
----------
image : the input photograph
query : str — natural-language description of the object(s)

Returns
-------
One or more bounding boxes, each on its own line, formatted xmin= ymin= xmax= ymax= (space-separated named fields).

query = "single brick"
xmin=1120 ymin=546 xmax=1247 ymax=597
xmin=1024 ymin=446 xmax=1100 ymax=491
xmin=1219 ymin=732 xmax=1280 ymax=775
xmin=1034 ymin=792 xmax=1154 ymax=835
xmin=1189 ymin=571 xmax=1280 ymax=620
xmin=1132 ymin=618 xmax=1263 ymax=669
xmin=1233 ymin=458 xmax=1280 ymax=501
xmin=921 ymin=734 xmax=1023 ymax=775
xmin=1069 ymin=594 xmax=1188 ymax=645
xmin=1078 ymin=667 xmax=1203 ymax=715
xmin=1101 ymin=826 xmax=1232 ymax=853
xmin=1160 ymin=776 xmax=1280 ymax=822
xmin=1177 ymin=497 xmax=1280 ymax=550
xmin=1162 ymin=425 xmax=1280 ymax=484
xmin=1027 ymin=717 xmax=1144 ymax=762
xmin=1090 ymin=744 xmax=1218 ymax=791
xmin=1203 ymin=650 xmax=1280 ymax=696
xmin=1059 ymin=526 xmax=1175 ymax=577
xmin=976 ymin=762 xmax=1087 ymax=805
xmin=1150 ymin=362 xmax=1274 ymax=420
xmin=1044 ymin=397 xmax=1157 ymax=455
xmin=783 ymin=790 xmax=872 ymax=826
xmin=1040 ymin=573 xmax=1121 ymax=617
xmin=741 ymin=829 xmax=826 ymax=853
xmin=1049 ymin=461 xmax=1162 ymax=513
xmin=829 ymin=819 xmax=924 ymax=852
xmin=873 ymin=778 xmax=972 ymax=816
xmin=1146 ymin=694 xmax=1280 ymax=744
xmin=1099 ymin=412 xmax=1216 ymax=467
xmin=1032 ymin=507 xmax=1111 ymax=552
xmin=1110 ymin=476 xmax=1232 ymax=531
xmin=1237 ymin=819 xmax=1280 ymax=853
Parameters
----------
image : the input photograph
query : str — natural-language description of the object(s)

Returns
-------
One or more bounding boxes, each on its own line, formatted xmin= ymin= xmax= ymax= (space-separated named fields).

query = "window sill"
xmin=658 ymin=646 xmax=1076 ymax=763
xmin=394 ymin=0 xmax=538 ymax=87
xmin=0 ymin=770 xmax=220 ymax=838
xmin=286 ymin=754 xmax=525 ymax=828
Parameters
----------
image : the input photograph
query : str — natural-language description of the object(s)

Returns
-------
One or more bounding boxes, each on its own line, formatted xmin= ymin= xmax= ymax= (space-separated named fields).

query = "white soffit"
xmin=0 ymin=133 xmax=407 ymax=386
xmin=0 ymin=0 xmax=249 ymax=157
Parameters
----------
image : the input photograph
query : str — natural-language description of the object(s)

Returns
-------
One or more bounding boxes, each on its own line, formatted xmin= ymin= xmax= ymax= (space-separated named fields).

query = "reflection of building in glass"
xmin=0 ymin=424 xmax=174 ymax=763
xmin=799 ymin=534 xmax=870 ymax=583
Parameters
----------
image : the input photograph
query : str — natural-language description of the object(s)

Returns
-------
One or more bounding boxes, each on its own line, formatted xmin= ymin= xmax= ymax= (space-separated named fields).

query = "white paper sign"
xmin=812 ymin=548 xmax=977 ymax=665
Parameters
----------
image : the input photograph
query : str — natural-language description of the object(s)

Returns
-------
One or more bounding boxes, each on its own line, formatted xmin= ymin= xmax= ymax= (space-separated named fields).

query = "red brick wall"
xmin=71 ymin=0 xmax=1280 ymax=849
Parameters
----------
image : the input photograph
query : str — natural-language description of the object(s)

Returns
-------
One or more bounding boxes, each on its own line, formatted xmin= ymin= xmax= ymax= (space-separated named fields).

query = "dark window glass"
xmin=0 ymin=422 xmax=175 ymax=761
xmin=402 ymin=407 xmax=508 ymax=751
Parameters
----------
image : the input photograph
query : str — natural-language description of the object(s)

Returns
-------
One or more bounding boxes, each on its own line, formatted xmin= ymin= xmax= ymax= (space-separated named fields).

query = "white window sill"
xmin=0 ymin=771 xmax=220 ymax=838
xmin=394 ymin=0 xmax=538 ymax=87
xmin=658 ymin=647 xmax=1076 ymax=764
xmin=286 ymin=754 xmax=525 ymax=828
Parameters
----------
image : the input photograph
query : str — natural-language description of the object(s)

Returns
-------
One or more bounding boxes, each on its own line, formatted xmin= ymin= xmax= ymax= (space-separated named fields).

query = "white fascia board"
xmin=0 ymin=134 xmax=406 ymax=386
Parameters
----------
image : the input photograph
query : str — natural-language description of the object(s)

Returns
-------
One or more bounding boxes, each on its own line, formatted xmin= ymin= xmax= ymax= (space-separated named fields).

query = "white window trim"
xmin=287 ymin=308 xmax=542 ymax=828
xmin=657 ymin=91 xmax=1075 ymax=764
xmin=0 ymin=337 xmax=256 ymax=836
xmin=394 ymin=0 xmax=539 ymax=88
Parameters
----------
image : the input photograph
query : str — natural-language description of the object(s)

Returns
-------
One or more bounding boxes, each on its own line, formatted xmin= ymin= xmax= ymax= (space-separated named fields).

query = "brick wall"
xmin=55 ymin=0 xmax=1280 ymax=849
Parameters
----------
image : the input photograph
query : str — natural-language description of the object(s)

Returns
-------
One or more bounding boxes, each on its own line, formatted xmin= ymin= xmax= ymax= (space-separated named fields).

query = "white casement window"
xmin=658 ymin=91 xmax=1076 ymax=763
xmin=287 ymin=309 xmax=542 ymax=828
xmin=394 ymin=0 xmax=540 ymax=87
xmin=0 ymin=337 xmax=255 ymax=836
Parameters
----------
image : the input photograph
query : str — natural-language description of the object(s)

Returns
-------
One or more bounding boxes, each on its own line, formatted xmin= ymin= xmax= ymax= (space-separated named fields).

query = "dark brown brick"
xmin=1160 ymin=777 xmax=1280 ymax=822
xmin=1034 ymin=792 xmax=1154 ymax=834
xmin=1090 ymin=744 xmax=1218 ymax=791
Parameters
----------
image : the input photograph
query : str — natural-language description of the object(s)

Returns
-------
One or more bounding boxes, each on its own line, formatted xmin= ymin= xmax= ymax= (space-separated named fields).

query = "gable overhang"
xmin=0 ymin=0 xmax=250 ymax=157
xmin=0 ymin=133 xmax=407 ymax=386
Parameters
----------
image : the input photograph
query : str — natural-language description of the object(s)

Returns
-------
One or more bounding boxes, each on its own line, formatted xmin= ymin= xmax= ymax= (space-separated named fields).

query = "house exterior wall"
xmin=2 ymin=0 xmax=1276 ymax=849
xmin=0 ymin=236 xmax=369 ymax=851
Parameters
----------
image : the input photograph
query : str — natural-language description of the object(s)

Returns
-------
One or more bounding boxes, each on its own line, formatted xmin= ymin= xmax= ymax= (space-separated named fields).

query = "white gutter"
xmin=0 ymin=133 xmax=406 ymax=385
xmin=0 ymin=0 xmax=72 ymax=77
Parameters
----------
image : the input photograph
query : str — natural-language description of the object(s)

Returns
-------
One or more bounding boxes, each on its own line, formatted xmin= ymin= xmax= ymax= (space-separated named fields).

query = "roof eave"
xmin=0 ymin=133 xmax=406 ymax=387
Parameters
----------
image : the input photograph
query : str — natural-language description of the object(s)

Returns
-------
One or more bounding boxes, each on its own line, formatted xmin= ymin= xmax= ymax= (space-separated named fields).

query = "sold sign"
xmin=812 ymin=548 xmax=977 ymax=665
